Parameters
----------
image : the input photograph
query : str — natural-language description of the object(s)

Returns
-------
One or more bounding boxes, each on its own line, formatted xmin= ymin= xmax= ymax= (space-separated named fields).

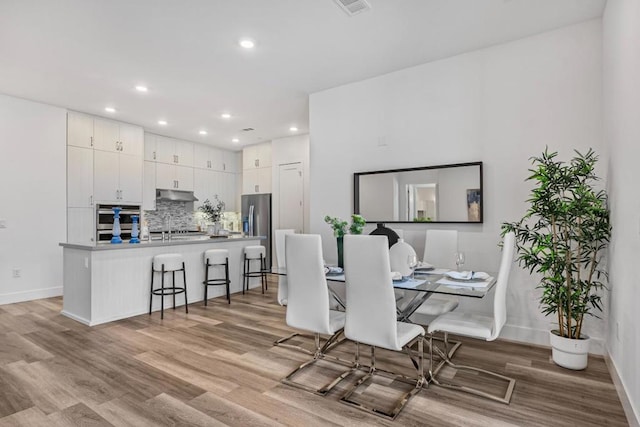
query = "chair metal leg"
xmin=428 ymin=333 xmax=516 ymax=404
xmin=149 ymin=264 xmax=154 ymax=315
xmin=339 ymin=336 xmax=426 ymax=420
xmin=281 ymin=330 xmax=353 ymax=396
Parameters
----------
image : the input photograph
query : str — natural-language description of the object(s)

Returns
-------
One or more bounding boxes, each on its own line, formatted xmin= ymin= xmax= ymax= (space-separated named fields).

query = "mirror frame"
xmin=353 ymin=161 xmax=483 ymax=224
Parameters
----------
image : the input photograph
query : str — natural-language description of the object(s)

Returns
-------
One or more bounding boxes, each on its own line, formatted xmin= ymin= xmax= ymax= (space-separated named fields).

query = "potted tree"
xmin=502 ymin=148 xmax=610 ymax=370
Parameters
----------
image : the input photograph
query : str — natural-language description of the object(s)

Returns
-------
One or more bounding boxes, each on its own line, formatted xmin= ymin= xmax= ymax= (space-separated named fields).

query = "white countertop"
xmin=60 ymin=235 xmax=264 ymax=251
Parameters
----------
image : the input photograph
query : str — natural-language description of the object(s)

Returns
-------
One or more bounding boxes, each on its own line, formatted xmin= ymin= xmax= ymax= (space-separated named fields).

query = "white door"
xmin=279 ymin=163 xmax=304 ymax=233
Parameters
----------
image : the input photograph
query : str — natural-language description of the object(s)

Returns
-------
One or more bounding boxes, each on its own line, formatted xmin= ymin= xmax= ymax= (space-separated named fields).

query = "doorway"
xmin=279 ymin=163 xmax=304 ymax=232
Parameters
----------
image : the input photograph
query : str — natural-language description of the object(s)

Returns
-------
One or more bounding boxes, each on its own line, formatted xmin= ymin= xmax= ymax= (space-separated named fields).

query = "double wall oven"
xmin=96 ymin=204 xmax=141 ymax=242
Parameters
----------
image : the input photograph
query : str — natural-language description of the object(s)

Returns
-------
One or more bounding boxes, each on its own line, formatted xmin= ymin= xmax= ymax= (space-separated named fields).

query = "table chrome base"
xmin=340 ymin=338 xmax=426 ymax=420
xmin=428 ymin=334 xmax=516 ymax=404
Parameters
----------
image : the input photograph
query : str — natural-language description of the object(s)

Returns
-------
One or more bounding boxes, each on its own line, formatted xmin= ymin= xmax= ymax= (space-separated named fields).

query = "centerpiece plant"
xmin=324 ymin=214 xmax=366 ymax=267
xmin=199 ymin=195 xmax=225 ymax=234
xmin=501 ymin=148 xmax=610 ymax=369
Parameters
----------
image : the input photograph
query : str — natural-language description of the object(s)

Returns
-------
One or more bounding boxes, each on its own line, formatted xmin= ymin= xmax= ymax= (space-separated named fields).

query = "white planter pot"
xmin=549 ymin=330 xmax=590 ymax=370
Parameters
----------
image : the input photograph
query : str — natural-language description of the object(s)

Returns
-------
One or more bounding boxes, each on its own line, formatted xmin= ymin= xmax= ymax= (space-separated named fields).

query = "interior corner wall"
xmin=310 ymin=20 xmax=604 ymax=350
xmin=603 ymin=0 xmax=640 ymax=423
xmin=0 ymin=94 xmax=67 ymax=304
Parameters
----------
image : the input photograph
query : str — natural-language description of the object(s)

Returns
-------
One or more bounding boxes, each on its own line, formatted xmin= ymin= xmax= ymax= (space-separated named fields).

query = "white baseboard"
xmin=500 ymin=323 xmax=605 ymax=355
xmin=606 ymin=352 xmax=640 ymax=427
xmin=60 ymin=310 xmax=91 ymax=326
xmin=0 ymin=287 xmax=62 ymax=306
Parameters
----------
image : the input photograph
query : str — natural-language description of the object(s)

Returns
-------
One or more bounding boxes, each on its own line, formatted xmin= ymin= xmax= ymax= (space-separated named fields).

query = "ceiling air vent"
xmin=242 ymin=128 xmax=254 ymax=132
xmin=333 ymin=0 xmax=371 ymax=17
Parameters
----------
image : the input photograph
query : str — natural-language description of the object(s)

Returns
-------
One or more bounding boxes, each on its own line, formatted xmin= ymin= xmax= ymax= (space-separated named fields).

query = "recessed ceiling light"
xmin=199 ymin=130 xmax=208 ymax=135
xmin=105 ymin=107 xmax=116 ymax=113
xmin=290 ymin=126 xmax=298 ymax=132
xmin=232 ymin=138 xmax=239 ymax=143
xmin=158 ymin=120 xmax=167 ymax=126
xmin=221 ymin=113 xmax=232 ymax=119
xmin=239 ymin=38 xmax=255 ymax=49
xmin=135 ymin=85 xmax=148 ymax=92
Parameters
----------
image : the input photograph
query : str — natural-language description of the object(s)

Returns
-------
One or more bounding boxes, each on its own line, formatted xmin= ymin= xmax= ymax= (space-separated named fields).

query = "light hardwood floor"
xmin=0 ymin=279 xmax=629 ymax=426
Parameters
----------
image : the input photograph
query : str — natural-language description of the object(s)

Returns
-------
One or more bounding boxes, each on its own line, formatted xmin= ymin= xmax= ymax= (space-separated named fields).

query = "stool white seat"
xmin=149 ymin=253 xmax=188 ymax=319
xmin=243 ymin=245 xmax=268 ymax=294
xmin=203 ymin=249 xmax=231 ymax=305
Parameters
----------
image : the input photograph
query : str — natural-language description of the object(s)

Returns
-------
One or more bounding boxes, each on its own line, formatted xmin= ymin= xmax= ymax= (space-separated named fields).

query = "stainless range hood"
xmin=156 ymin=189 xmax=199 ymax=202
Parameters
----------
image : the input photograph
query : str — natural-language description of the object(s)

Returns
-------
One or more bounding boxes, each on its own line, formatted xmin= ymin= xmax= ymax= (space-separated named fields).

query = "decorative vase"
xmin=389 ymin=238 xmax=416 ymax=277
xmin=369 ymin=223 xmax=399 ymax=248
xmin=111 ymin=207 xmax=122 ymax=244
xmin=129 ymin=215 xmax=140 ymax=244
xmin=337 ymin=236 xmax=344 ymax=269
xmin=549 ymin=330 xmax=590 ymax=370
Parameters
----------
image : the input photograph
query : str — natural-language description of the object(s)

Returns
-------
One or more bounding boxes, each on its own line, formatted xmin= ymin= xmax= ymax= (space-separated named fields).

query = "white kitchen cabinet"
xmin=193 ymin=169 xmax=236 ymax=211
xmin=67 ymin=112 xmax=94 ymax=148
xmin=142 ymin=161 xmax=156 ymax=211
xmin=67 ymin=146 xmax=94 ymax=208
xmin=67 ymin=207 xmax=95 ymax=245
xmin=242 ymin=166 xmax=271 ymax=195
xmin=243 ymin=143 xmax=271 ymax=169
xmin=156 ymin=163 xmax=194 ymax=191
xmin=94 ymin=151 xmax=142 ymax=204
xmin=144 ymin=133 xmax=157 ymax=161
xmin=223 ymin=172 xmax=238 ymax=211
xmin=155 ymin=136 xmax=194 ymax=166
xmin=224 ymin=150 xmax=240 ymax=173
xmin=193 ymin=144 xmax=221 ymax=170
xmin=193 ymin=168 xmax=210 ymax=210
xmin=93 ymin=118 xmax=143 ymax=156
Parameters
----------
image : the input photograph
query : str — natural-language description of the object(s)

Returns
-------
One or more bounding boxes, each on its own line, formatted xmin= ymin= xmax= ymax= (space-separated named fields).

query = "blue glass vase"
xmin=130 ymin=215 xmax=140 ymax=244
xmin=111 ymin=207 xmax=123 ymax=244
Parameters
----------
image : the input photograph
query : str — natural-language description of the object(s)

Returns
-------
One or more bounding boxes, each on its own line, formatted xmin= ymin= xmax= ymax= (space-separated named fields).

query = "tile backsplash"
xmin=144 ymin=200 xmax=196 ymax=231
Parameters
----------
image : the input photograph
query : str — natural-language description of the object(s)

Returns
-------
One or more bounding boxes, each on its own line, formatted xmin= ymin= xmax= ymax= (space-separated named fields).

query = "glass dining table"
xmin=271 ymin=267 xmax=497 ymax=322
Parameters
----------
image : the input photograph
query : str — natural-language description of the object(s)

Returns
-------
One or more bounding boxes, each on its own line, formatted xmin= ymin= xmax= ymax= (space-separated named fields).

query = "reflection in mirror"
xmin=354 ymin=162 xmax=483 ymax=223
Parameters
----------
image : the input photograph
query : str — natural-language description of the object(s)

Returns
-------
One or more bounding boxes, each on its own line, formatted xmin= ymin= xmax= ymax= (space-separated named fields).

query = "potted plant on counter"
xmin=199 ymin=195 xmax=225 ymax=235
xmin=324 ymin=214 xmax=366 ymax=268
xmin=502 ymin=148 xmax=611 ymax=370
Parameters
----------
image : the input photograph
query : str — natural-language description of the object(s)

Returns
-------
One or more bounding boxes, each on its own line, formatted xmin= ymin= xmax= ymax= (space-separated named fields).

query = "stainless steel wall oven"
xmin=96 ymin=204 xmax=141 ymax=242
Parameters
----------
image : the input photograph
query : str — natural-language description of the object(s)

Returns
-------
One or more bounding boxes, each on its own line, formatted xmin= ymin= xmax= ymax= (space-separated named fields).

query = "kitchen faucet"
xmin=165 ymin=214 xmax=173 ymax=240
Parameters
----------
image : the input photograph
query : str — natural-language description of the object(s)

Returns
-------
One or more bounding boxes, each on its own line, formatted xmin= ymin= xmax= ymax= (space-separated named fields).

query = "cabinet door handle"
xmin=176 ymin=180 xmax=179 ymax=189
xmin=89 ymin=195 xmax=93 ymax=206
xmin=90 ymin=136 xmax=94 ymax=147
xmin=115 ymin=141 xmax=119 ymax=151
xmin=255 ymin=184 xmax=259 ymax=193
xmin=153 ymin=151 xmax=156 ymax=160
xmin=120 ymin=141 xmax=124 ymax=151
xmin=255 ymin=159 xmax=259 ymax=167
xmin=223 ymin=163 xmax=226 ymax=171
xmin=176 ymin=155 xmax=179 ymax=163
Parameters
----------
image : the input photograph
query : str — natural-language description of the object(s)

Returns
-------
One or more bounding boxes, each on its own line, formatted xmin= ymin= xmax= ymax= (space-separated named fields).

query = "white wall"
xmin=0 ymin=94 xmax=66 ymax=304
xmin=603 ymin=0 xmax=640 ymax=424
xmin=310 ymin=21 xmax=604 ymax=350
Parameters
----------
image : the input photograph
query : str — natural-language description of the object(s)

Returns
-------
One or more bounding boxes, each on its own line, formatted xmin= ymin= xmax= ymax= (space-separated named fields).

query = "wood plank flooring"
xmin=0 ymin=279 xmax=630 ymax=426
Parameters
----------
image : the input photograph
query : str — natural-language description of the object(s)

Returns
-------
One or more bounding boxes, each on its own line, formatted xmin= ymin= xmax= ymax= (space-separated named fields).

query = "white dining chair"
xmin=280 ymin=234 xmax=349 ymax=395
xmin=273 ymin=229 xmax=312 ymax=351
xmin=427 ymin=231 xmax=517 ymax=404
xmin=412 ymin=230 xmax=461 ymax=327
xmin=341 ymin=235 xmax=426 ymax=420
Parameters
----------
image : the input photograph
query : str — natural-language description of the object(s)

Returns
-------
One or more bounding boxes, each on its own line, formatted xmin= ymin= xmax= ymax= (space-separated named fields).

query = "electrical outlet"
xmin=12 ymin=268 xmax=21 ymax=278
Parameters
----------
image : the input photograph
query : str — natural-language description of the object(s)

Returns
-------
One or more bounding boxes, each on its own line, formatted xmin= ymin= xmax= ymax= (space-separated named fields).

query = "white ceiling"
xmin=0 ymin=0 xmax=605 ymax=151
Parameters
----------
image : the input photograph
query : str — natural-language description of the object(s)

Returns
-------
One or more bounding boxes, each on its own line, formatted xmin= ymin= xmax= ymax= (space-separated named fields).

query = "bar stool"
xmin=149 ymin=253 xmax=188 ymax=319
xmin=243 ymin=245 xmax=268 ymax=294
xmin=203 ymin=249 xmax=231 ymax=305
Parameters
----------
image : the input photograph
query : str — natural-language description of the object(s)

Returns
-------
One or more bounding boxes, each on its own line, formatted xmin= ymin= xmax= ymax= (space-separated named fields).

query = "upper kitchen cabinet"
xmin=93 ymin=118 xmax=143 ymax=156
xmin=155 ymin=135 xmax=194 ymax=167
xmin=94 ymin=150 xmax=143 ymax=204
xmin=67 ymin=146 xmax=94 ymax=207
xmin=242 ymin=142 xmax=271 ymax=169
xmin=156 ymin=163 xmax=194 ymax=192
xmin=193 ymin=144 xmax=219 ymax=170
xmin=67 ymin=112 xmax=94 ymax=148
xmin=223 ymin=150 xmax=240 ymax=173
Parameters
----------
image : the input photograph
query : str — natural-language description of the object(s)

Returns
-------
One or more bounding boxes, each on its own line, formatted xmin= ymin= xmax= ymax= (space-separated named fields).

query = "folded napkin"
xmin=391 ymin=271 xmax=402 ymax=281
xmin=414 ymin=261 xmax=434 ymax=271
xmin=324 ymin=266 xmax=344 ymax=275
xmin=445 ymin=271 xmax=489 ymax=281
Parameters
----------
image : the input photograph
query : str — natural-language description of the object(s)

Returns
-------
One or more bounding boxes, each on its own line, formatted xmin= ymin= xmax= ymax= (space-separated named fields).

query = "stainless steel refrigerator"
xmin=241 ymin=193 xmax=272 ymax=268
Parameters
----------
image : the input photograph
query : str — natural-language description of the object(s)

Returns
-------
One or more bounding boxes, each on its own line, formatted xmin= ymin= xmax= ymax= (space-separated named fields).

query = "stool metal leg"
xmin=260 ymin=255 xmax=265 ymax=294
xmin=242 ymin=255 xmax=247 ymax=294
xmin=160 ymin=264 xmax=165 ymax=319
xmin=204 ymin=260 xmax=210 ymax=306
xmin=172 ymin=270 xmax=177 ymax=310
xmin=225 ymin=258 xmax=230 ymax=303
xmin=183 ymin=262 xmax=189 ymax=314
xmin=149 ymin=263 xmax=154 ymax=315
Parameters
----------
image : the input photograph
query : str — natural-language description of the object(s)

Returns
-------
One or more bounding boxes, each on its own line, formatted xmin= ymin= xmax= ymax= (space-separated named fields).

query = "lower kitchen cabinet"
xmin=67 ymin=207 xmax=95 ymax=245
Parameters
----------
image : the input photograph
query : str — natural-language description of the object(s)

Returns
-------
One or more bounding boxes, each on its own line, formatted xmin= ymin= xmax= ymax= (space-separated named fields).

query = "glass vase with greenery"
xmin=502 ymin=148 xmax=611 ymax=341
xmin=199 ymin=196 xmax=225 ymax=224
xmin=324 ymin=214 xmax=366 ymax=268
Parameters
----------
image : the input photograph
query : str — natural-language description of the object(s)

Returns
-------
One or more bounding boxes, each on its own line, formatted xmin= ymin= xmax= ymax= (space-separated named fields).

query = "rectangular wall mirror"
xmin=354 ymin=161 xmax=483 ymax=223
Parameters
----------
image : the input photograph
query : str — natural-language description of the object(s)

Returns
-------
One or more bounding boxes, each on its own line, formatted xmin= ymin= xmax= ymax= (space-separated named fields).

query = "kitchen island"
xmin=59 ymin=235 xmax=263 ymax=326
